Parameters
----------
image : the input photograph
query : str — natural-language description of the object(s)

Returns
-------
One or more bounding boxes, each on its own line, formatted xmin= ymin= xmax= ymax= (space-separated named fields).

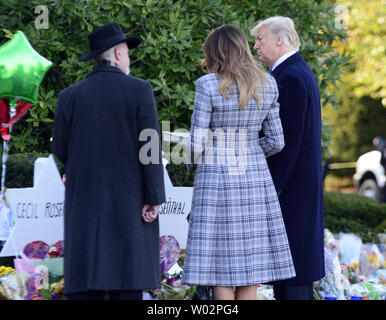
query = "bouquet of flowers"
xmin=349 ymin=282 xmax=386 ymax=300
xmin=0 ymin=266 xmax=15 ymax=278
xmin=341 ymin=263 xmax=360 ymax=284
xmin=315 ymin=229 xmax=351 ymax=299
xmin=256 ymin=284 xmax=274 ymax=300
xmin=150 ymin=235 xmax=195 ymax=300
xmin=359 ymin=244 xmax=384 ymax=277
xmin=25 ymin=274 xmax=64 ymax=300
xmin=153 ymin=272 xmax=195 ymax=300
xmin=0 ymin=239 xmax=66 ymax=300
xmin=0 ymin=270 xmax=28 ymax=300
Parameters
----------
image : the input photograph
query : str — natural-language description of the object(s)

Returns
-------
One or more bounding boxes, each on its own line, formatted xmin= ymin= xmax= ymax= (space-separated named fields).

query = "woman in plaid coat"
xmin=181 ymin=25 xmax=295 ymax=300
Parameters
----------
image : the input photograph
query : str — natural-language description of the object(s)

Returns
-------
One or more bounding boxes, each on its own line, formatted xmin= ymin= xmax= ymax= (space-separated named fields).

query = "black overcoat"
xmin=267 ymin=53 xmax=325 ymax=285
xmin=52 ymin=65 xmax=165 ymax=294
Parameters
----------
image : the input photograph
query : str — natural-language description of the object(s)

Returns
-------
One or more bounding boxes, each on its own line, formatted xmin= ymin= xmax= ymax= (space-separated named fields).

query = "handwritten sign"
xmin=0 ymin=155 xmax=64 ymax=257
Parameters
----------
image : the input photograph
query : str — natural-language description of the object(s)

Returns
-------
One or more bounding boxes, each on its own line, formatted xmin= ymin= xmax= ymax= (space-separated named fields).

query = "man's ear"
xmin=276 ymin=35 xmax=284 ymax=47
xmin=114 ymin=46 xmax=121 ymax=61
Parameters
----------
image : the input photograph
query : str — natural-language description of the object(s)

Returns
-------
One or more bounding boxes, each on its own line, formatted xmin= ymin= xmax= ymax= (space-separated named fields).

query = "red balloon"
xmin=23 ymin=240 xmax=50 ymax=259
xmin=0 ymin=99 xmax=32 ymax=140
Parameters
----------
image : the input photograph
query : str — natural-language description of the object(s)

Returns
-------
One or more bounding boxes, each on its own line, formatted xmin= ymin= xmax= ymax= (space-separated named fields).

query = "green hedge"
xmin=0 ymin=152 xmax=63 ymax=188
xmin=1 ymin=152 xmax=183 ymax=188
xmin=166 ymin=162 xmax=195 ymax=187
xmin=324 ymin=191 xmax=386 ymax=243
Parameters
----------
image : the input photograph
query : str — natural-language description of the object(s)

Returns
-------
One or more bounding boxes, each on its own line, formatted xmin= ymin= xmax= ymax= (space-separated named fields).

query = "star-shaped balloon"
xmin=0 ymin=31 xmax=52 ymax=104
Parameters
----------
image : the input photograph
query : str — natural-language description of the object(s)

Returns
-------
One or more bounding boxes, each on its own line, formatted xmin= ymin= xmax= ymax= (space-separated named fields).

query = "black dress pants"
xmin=66 ymin=290 xmax=142 ymax=300
xmin=273 ymin=283 xmax=314 ymax=300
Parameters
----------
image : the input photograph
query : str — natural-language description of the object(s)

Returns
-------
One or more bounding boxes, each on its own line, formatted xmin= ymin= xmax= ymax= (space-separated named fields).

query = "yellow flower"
xmin=51 ymin=277 xmax=64 ymax=294
xmin=0 ymin=266 xmax=15 ymax=278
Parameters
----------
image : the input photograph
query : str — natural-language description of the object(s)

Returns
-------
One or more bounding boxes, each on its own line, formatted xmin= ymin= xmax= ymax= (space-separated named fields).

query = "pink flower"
xmin=173 ymin=280 xmax=182 ymax=287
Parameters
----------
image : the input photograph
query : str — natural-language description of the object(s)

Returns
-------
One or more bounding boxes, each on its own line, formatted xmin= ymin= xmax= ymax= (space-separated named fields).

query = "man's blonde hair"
xmin=251 ymin=16 xmax=300 ymax=51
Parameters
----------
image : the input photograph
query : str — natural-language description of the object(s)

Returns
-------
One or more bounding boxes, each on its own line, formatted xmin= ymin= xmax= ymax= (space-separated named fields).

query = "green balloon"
xmin=0 ymin=31 xmax=52 ymax=104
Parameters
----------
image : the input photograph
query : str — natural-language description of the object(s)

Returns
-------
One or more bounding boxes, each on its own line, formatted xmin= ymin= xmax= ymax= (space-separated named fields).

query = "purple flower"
xmin=160 ymin=261 xmax=166 ymax=275
xmin=27 ymin=278 xmax=36 ymax=290
xmin=166 ymin=277 xmax=177 ymax=285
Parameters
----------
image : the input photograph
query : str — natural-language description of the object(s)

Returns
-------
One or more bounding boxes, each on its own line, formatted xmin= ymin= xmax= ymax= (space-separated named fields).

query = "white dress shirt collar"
xmin=271 ymin=50 xmax=297 ymax=72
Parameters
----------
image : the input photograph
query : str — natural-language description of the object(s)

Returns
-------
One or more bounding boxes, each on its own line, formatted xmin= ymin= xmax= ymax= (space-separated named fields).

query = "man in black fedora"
xmin=52 ymin=22 xmax=166 ymax=300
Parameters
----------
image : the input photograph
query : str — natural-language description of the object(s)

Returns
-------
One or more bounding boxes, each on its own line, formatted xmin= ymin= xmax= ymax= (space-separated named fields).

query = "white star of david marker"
xmin=159 ymin=158 xmax=193 ymax=250
xmin=159 ymin=131 xmax=193 ymax=249
xmin=0 ymin=155 xmax=64 ymax=257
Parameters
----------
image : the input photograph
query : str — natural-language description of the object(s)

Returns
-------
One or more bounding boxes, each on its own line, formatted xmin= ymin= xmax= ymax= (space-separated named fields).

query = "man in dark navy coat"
xmin=52 ymin=23 xmax=165 ymax=300
xmin=252 ymin=16 xmax=325 ymax=300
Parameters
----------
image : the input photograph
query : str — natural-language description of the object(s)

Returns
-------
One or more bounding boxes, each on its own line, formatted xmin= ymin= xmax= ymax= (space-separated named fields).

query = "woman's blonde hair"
xmin=201 ymin=24 xmax=268 ymax=108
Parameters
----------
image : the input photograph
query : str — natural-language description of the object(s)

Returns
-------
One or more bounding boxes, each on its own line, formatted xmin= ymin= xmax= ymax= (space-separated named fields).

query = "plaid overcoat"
xmin=182 ymin=73 xmax=296 ymax=286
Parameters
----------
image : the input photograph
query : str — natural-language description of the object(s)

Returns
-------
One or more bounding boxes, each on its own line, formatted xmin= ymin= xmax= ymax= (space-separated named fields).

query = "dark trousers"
xmin=273 ymin=283 xmax=314 ymax=300
xmin=66 ymin=290 xmax=142 ymax=300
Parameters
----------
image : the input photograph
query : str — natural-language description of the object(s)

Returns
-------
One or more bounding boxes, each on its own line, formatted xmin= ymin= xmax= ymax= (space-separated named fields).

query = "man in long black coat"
xmin=52 ymin=23 xmax=165 ymax=300
xmin=252 ymin=17 xmax=325 ymax=300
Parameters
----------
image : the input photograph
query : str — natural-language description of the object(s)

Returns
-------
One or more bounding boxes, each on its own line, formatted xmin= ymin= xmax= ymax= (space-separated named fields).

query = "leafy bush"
xmin=0 ymin=0 xmax=349 ymax=159
xmin=324 ymin=191 xmax=386 ymax=242
xmin=323 ymin=91 xmax=386 ymax=162
xmin=0 ymin=152 xmax=63 ymax=188
xmin=166 ymin=163 xmax=195 ymax=187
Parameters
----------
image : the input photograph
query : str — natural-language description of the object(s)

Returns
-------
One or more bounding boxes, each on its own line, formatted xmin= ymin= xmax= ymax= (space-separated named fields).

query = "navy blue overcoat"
xmin=267 ymin=52 xmax=325 ymax=285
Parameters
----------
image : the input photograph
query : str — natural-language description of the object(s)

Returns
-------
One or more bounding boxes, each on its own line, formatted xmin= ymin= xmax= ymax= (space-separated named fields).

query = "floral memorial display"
xmin=312 ymin=230 xmax=386 ymax=300
xmin=0 ymin=213 xmax=385 ymax=300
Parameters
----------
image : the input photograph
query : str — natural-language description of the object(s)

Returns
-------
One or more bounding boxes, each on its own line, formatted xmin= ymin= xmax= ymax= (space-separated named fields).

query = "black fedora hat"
xmin=78 ymin=22 xmax=141 ymax=62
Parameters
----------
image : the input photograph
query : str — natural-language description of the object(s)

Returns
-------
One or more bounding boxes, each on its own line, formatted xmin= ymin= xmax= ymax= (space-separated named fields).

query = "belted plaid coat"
xmin=182 ymin=73 xmax=295 ymax=286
